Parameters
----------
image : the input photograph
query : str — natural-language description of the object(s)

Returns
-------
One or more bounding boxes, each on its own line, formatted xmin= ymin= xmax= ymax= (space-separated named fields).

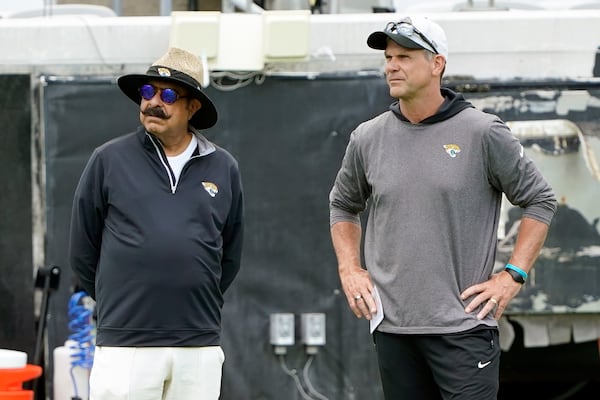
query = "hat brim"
xmin=367 ymin=31 xmax=430 ymax=52
xmin=117 ymin=72 xmax=218 ymax=130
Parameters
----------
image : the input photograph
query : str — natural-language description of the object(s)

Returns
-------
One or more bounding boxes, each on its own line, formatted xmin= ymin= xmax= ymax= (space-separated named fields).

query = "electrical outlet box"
xmin=301 ymin=313 xmax=326 ymax=346
xmin=270 ymin=313 xmax=295 ymax=346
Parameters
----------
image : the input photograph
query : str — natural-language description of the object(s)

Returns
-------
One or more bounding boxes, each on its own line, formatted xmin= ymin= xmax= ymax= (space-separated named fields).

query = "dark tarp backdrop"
xmin=38 ymin=76 xmax=600 ymax=399
xmin=41 ymin=75 xmax=391 ymax=400
xmin=0 ymin=74 xmax=34 ymax=359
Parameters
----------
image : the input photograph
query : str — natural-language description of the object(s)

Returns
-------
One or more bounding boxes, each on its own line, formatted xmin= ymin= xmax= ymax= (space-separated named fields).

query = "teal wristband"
xmin=505 ymin=263 xmax=528 ymax=280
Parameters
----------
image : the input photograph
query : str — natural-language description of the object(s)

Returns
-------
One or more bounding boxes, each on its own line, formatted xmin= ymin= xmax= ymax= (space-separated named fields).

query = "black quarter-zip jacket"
xmin=69 ymin=126 xmax=244 ymax=346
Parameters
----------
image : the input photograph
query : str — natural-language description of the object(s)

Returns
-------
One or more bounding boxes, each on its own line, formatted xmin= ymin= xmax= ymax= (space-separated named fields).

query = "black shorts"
xmin=373 ymin=327 xmax=500 ymax=400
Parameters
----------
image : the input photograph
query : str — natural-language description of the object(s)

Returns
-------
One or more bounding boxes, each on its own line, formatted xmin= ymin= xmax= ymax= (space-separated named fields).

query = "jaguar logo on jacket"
xmin=202 ymin=181 xmax=218 ymax=197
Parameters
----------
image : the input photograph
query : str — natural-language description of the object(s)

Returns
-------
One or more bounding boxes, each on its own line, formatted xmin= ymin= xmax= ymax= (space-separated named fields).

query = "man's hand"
xmin=339 ymin=265 xmax=377 ymax=320
xmin=460 ymin=270 xmax=522 ymax=320
xmin=331 ymin=221 xmax=378 ymax=320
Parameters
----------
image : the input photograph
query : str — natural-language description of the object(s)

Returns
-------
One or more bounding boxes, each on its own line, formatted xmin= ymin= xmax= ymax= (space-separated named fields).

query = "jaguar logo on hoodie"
xmin=443 ymin=144 xmax=461 ymax=158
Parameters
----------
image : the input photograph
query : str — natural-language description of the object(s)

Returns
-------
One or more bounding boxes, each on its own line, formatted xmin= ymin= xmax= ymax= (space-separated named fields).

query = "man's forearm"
xmin=331 ymin=221 xmax=362 ymax=274
xmin=507 ymin=216 xmax=550 ymax=273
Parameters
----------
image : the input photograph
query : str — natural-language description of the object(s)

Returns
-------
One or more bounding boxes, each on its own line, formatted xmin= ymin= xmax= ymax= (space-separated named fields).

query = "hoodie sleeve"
xmin=485 ymin=118 xmax=557 ymax=225
xmin=329 ymin=129 xmax=371 ymax=226
xmin=68 ymin=149 xmax=107 ymax=300
xmin=219 ymin=162 xmax=244 ymax=294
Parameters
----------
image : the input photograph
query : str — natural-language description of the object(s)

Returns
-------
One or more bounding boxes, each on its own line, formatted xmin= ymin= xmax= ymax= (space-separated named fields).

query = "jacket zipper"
xmin=147 ymin=134 xmax=178 ymax=194
xmin=147 ymin=133 xmax=203 ymax=194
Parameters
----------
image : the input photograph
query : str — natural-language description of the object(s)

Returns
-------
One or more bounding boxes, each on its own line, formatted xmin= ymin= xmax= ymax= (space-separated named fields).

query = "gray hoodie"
xmin=329 ymin=89 xmax=556 ymax=334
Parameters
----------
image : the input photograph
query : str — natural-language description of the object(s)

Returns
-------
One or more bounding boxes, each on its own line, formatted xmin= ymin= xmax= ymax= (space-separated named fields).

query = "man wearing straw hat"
xmin=69 ymin=47 xmax=244 ymax=400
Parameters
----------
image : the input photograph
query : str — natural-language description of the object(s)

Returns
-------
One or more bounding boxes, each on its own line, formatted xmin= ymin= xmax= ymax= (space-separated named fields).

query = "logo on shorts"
xmin=443 ymin=144 xmax=461 ymax=158
xmin=202 ymin=181 xmax=218 ymax=197
xmin=477 ymin=360 xmax=492 ymax=369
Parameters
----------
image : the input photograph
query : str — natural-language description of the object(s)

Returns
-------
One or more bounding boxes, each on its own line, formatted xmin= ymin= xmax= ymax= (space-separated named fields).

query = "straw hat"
xmin=117 ymin=47 xmax=217 ymax=129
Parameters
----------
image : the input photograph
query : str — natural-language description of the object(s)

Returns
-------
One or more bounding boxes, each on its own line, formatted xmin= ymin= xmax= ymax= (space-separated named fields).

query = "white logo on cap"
xmin=157 ymin=67 xmax=171 ymax=77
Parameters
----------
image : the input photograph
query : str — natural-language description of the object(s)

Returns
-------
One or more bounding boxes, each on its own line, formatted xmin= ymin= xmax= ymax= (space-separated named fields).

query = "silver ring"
xmin=354 ymin=294 xmax=362 ymax=300
xmin=490 ymin=298 xmax=498 ymax=305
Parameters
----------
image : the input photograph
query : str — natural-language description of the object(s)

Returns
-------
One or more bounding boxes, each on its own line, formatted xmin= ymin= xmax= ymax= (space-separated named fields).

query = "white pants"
xmin=89 ymin=346 xmax=225 ymax=400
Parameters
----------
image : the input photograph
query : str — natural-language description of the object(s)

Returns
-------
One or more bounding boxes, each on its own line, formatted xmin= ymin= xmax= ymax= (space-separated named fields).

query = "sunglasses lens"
xmin=139 ymin=84 xmax=155 ymax=101
xmin=398 ymin=23 xmax=413 ymax=36
xmin=139 ymin=85 xmax=181 ymax=104
xmin=160 ymin=88 xmax=178 ymax=104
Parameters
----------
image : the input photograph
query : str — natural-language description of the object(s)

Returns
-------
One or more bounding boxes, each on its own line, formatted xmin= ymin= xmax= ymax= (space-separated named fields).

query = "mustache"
xmin=142 ymin=106 xmax=169 ymax=119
